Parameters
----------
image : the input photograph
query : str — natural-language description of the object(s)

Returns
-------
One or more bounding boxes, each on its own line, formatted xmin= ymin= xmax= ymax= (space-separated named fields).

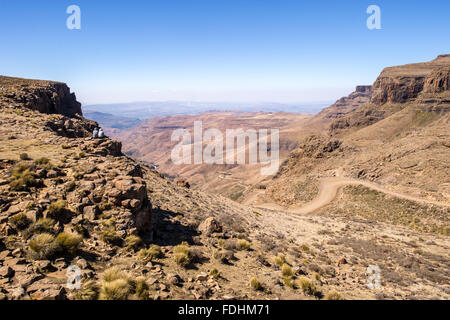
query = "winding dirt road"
xmin=249 ymin=177 xmax=450 ymax=214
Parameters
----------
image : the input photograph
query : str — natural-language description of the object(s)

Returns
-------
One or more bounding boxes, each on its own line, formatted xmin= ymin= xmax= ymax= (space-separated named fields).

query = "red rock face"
xmin=0 ymin=76 xmax=82 ymax=117
xmin=370 ymin=75 xmax=426 ymax=105
xmin=424 ymin=67 xmax=450 ymax=93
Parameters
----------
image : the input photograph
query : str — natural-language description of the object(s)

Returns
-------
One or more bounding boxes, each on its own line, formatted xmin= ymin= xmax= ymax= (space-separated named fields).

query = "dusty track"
xmin=250 ymin=177 xmax=450 ymax=214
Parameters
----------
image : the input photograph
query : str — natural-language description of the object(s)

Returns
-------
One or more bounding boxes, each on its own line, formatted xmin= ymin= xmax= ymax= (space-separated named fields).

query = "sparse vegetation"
xmin=210 ymin=268 xmax=221 ymax=279
xmin=173 ymin=243 xmax=193 ymax=267
xmin=250 ymin=277 xmax=263 ymax=291
xmin=274 ymin=253 xmax=286 ymax=267
xmin=325 ymin=290 xmax=343 ymax=300
xmin=281 ymin=264 xmax=294 ymax=278
xmin=135 ymin=277 xmax=149 ymax=300
xmin=237 ymin=239 xmax=250 ymax=251
xmin=73 ymin=280 xmax=99 ymax=300
xmin=47 ymin=200 xmax=68 ymax=220
xmin=125 ymin=235 xmax=143 ymax=251
xmin=99 ymin=267 xmax=135 ymax=300
xmin=56 ymin=232 xmax=83 ymax=255
xmin=20 ymin=153 xmax=30 ymax=160
xmin=23 ymin=218 xmax=55 ymax=239
xmin=296 ymin=276 xmax=321 ymax=298
xmin=137 ymin=245 xmax=162 ymax=263
xmin=9 ymin=163 xmax=41 ymax=191
xmin=29 ymin=233 xmax=61 ymax=260
xmin=101 ymin=227 xmax=122 ymax=246
xmin=9 ymin=213 xmax=31 ymax=230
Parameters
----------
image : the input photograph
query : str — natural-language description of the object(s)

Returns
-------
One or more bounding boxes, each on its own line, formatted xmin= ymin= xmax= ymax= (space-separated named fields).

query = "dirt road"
xmin=251 ymin=177 xmax=450 ymax=214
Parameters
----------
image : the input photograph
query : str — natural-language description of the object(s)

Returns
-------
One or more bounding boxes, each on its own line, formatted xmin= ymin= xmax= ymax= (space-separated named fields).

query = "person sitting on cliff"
xmin=92 ymin=128 xmax=99 ymax=139
xmin=98 ymin=128 xmax=105 ymax=138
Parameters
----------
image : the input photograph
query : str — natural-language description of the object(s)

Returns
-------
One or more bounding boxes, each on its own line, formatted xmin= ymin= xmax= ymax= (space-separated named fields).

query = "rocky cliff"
xmin=0 ymin=76 xmax=82 ymax=117
xmin=371 ymin=54 xmax=450 ymax=104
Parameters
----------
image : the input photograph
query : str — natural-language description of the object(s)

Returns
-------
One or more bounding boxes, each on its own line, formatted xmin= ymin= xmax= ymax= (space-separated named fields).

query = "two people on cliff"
xmin=92 ymin=127 xmax=105 ymax=139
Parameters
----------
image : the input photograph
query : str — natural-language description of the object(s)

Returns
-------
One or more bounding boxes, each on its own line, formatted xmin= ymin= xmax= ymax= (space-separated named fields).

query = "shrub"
xmin=250 ymin=277 xmax=263 ymax=291
xmin=56 ymin=232 xmax=83 ymax=255
xmin=173 ymin=243 xmax=193 ymax=267
xmin=274 ymin=253 xmax=286 ymax=267
xmin=135 ymin=277 xmax=149 ymax=300
xmin=283 ymin=276 xmax=295 ymax=289
xmin=34 ymin=157 xmax=50 ymax=165
xmin=137 ymin=245 xmax=162 ymax=264
xmin=237 ymin=239 xmax=250 ymax=251
xmin=9 ymin=213 xmax=31 ymax=230
xmin=20 ymin=153 xmax=30 ymax=160
xmin=99 ymin=203 xmax=112 ymax=212
xmin=47 ymin=200 xmax=67 ymax=219
xmin=102 ymin=267 xmax=125 ymax=282
xmin=296 ymin=276 xmax=321 ymax=297
xmin=301 ymin=244 xmax=310 ymax=252
xmin=9 ymin=163 xmax=40 ymax=191
xmin=325 ymin=290 xmax=343 ymax=300
xmin=125 ymin=235 xmax=143 ymax=252
xmin=101 ymin=228 xmax=122 ymax=246
xmin=210 ymin=268 xmax=220 ymax=279
xmin=29 ymin=233 xmax=61 ymax=260
xmin=281 ymin=264 xmax=294 ymax=278
xmin=73 ymin=280 xmax=99 ymax=300
xmin=99 ymin=267 xmax=134 ymax=300
xmin=23 ymin=218 xmax=55 ymax=239
xmin=100 ymin=278 xmax=132 ymax=300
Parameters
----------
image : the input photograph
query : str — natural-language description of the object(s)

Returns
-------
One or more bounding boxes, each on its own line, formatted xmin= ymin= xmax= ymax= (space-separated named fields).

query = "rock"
xmin=83 ymin=205 xmax=100 ymax=220
xmin=196 ymin=272 xmax=209 ymax=282
xmin=176 ymin=179 xmax=190 ymax=189
xmin=167 ymin=273 xmax=182 ymax=286
xmin=337 ymin=257 xmax=348 ymax=266
xmin=36 ymin=261 xmax=57 ymax=272
xmin=199 ymin=217 xmax=222 ymax=235
xmin=0 ymin=266 xmax=14 ymax=278
xmin=46 ymin=170 xmax=58 ymax=179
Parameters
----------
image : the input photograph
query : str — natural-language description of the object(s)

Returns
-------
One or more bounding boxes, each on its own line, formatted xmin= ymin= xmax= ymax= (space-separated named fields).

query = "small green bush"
xmin=135 ymin=277 xmax=149 ymax=300
xmin=137 ymin=245 xmax=161 ymax=264
xmin=56 ymin=232 xmax=83 ymax=255
xmin=34 ymin=157 xmax=50 ymax=165
xmin=274 ymin=253 xmax=286 ymax=267
xmin=9 ymin=213 xmax=31 ymax=230
xmin=250 ymin=277 xmax=263 ymax=291
xmin=20 ymin=153 xmax=30 ymax=160
xmin=23 ymin=218 xmax=55 ymax=239
xmin=47 ymin=200 xmax=67 ymax=219
xmin=125 ymin=235 xmax=143 ymax=252
xmin=237 ymin=239 xmax=250 ymax=251
xmin=296 ymin=276 xmax=321 ymax=298
xmin=73 ymin=280 xmax=99 ymax=300
xmin=29 ymin=233 xmax=61 ymax=260
xmin=101 ymin=228 xmax=122 ymax=246
xmin=210 ymin=268 xmax=221 ymax=279
xmin=281 ymin=264 xmax=294 ymax=278
xmin=325 ymin=290 xmax=343 ymax=300
xmin=173 ymin=243 xmax=193 ymax=267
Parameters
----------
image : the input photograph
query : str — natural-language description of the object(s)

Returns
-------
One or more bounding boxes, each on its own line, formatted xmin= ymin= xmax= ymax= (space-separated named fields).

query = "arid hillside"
xmin=114 ymin=112 xmax=323 ymax=200
xmin=246 ymin=55 xmax=450 ymax=236
xmin=0 ymin=62 xmax=449 ymax=301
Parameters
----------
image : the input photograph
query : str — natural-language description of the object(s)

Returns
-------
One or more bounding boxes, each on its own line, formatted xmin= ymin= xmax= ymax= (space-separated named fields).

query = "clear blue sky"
xmin=1 ymin=0 xmax=449 ymax=104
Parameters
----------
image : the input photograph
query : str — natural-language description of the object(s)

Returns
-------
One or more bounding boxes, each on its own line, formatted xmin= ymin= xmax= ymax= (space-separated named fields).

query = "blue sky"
xmin=1 ymin=0 xmax=449 ymax=104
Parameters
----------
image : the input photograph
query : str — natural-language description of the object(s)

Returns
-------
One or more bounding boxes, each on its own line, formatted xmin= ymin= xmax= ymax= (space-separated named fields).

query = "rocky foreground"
xmin=0 ymin=74 xmax=449 ymax=300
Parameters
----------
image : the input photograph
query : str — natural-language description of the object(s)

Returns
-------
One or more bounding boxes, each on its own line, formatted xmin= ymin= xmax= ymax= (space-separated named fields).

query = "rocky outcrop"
xmin=370 ymin=54 xmax=450 ymax=105
xmin=317 ymin=86 xmax=372 ymax=119
xmin=0 ymin=76 xmax=82 ymax=117
xmin=423 ymin=66 xmax=450 ymax=93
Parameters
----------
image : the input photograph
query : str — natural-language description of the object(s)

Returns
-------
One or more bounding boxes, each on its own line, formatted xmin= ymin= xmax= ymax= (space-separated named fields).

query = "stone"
xmin=0 ymin=266 xmax=14 ymax=278
xmin=83 ymin=205 xmax=100 ymax=220
xmin=199 ymin=217 xmax=222 ymax=235
xmin=196 ymin=272 xmax=209 ymax=282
